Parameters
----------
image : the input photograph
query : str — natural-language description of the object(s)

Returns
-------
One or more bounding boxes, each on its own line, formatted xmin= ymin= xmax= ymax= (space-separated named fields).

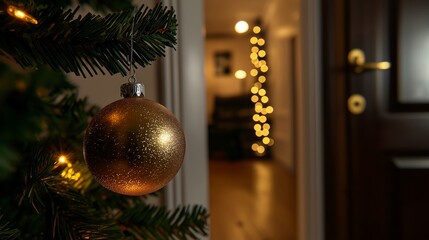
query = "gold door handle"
xmin=348 ymin=48 xmax=391 ymax=73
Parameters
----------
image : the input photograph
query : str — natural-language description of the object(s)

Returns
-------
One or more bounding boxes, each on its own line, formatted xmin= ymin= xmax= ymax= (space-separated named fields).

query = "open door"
xmin=324 ymin=0 xmax=429 ymax=239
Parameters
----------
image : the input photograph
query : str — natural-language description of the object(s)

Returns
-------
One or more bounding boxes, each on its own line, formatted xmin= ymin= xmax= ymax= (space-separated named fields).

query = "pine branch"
xmin=19 ymin=143 xmax=125 ymax=240
xmin=119 ymin=204 xmax=209 ymax=240
xmin=0 ymin=3 xmax=177 ymax=77
xmin=0 ymin=215 xmax=20 ymax=240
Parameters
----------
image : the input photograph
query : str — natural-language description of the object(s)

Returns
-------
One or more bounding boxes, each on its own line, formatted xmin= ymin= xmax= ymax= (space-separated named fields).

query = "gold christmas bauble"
xmin=83 ymin=91 xmax=185 ymax=196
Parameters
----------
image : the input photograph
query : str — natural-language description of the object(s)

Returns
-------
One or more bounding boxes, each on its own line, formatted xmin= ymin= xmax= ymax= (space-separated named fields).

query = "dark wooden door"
xmin=323 ymin=0 xmax=429 ymax=239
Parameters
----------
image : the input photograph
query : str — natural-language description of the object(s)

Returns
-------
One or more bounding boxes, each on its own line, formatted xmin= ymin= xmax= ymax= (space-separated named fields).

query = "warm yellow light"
xmin=257 ymin=145 xmax=265 ymax=154
xmin=252 ymin=46 xmax=259 ymax=53
xmin=254 ymin=62 xmax=261 ymax=68
xmin=252 ymin=143 xmax=259 ymax=151
xmin=255 ymin=102 xmax=263 ymax=107
xmin=261 ymin=108 xmax=267 ymax=115
xmin=250 ymin=53 xmax=258 ymax=60
xmin=254 ymin=82 xmax=262 ymax=88
xmin=261 ymin=96 xmax=269 ymax=103
xmin=251 ymin=86 xmax=259 ymax=94
xmin=235 ymin=70 xmax=247 ymax=79
xmin=250 ymin=69 xmax=258 ymax=77
xmin=253 ymin=114 xmax=260 ymax=121
xmin=260 ymin=60 xmax=267 ymax=65
xmin=262 ymin=137 xmax=270 ymax=145
xmin=260 ymin=116 xmax=267 ymax=123
xmin=258 ymin=50 xmax=266 ymax=58
xmin=257 ymin=38 xmax=266 ymax=46
xmin=268 ymin=138 xmax=275 ymax=146
xmin=58 ymin=155 xmax=68 ymax=164
xmin=235 ymin=20 xmax=249 ymax=33
xmin=253 ymin=26 xmax=261 ymax=34
xmin=258 ymin=89 xmax=266 ymax=96
xmin=258 ymin=76 xmax=266 ymax=83
xmin=256 ymin=131 xmax=263 ymax=137
xmin=261 ymin=65 xmax=269 ymax=72
xmin=255 ymin=104 xmax=263 ymax=112
xmin=252 ymin=59 xmax=259 ymax=65
xmin=251 ymin=95 xmax=259 ymax=103
xmin=254 ymin=124 xmax=262 ymax=131
xmin=262 ymin=129 xmax=270 ymax=136
xmin=266 ymin=106 xmax=274 ymax=113
xmin=7 ymin=5 xmax=38 ymax=24
xmin=263 ymin=123 xmax=271 ymax=130
xmin=250 ymin=37 xmax=258 ymax=44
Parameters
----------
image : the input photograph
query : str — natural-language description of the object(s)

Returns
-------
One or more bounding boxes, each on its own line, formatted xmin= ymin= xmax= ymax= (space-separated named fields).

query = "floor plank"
xmin=209 ymin=159 xmax=296 ymax=240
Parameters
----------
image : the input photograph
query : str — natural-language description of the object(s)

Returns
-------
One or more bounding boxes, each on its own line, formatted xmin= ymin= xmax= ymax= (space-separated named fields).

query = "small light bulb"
xmin=235 ymin=20 xmax=249 ymax=33
xmin=58 ymin=155 xmax=68 ymax=164
xmin=7 ymin=5 xmax=38 ymax=24
xmin=235 ymin=70 xmax=247 ymax=79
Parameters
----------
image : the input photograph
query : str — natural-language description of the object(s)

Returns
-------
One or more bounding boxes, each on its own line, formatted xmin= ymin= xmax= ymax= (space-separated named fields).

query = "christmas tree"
xmin=0 ymin=1 xmax=209 ymax=239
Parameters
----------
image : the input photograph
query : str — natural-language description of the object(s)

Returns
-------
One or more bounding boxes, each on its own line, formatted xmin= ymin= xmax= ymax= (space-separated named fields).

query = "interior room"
xmin=205 ymin=0 xmax=300 ymax=239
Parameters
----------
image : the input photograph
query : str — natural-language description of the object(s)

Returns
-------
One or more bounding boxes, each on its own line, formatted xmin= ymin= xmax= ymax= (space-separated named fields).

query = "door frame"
xmin=161 ymin=0 xmax=325 ymax=240
xmin=298 ymin=0 xmax=324 ymax=240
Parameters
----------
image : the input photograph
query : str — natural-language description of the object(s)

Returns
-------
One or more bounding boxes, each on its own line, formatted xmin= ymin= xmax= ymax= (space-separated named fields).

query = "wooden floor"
xmin=209 ymin=159 xmax=296 ymax=240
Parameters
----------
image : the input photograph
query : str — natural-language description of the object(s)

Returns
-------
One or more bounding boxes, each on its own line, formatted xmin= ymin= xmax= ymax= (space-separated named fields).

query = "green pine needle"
xmin=0 ymin=215 xmax=20 ymax=240
xmin=119 ymin=204 xmax=209 ymax=240
xmin=0 ymin=3 xmax=177 ymax=77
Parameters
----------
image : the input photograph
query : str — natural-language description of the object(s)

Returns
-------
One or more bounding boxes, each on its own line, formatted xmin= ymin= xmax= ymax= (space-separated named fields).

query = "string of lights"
xmin=248 ymin=24 xmax=275 ymax=156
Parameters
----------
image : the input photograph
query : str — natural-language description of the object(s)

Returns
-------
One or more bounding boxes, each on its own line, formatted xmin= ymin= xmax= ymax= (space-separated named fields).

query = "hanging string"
xmin=128 ymin=16 xmax=136 ymax=83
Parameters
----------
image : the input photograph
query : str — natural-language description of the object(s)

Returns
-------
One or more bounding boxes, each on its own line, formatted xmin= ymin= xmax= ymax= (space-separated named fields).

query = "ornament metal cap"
xmin=120 ymin=82 xmax=145 ymax=98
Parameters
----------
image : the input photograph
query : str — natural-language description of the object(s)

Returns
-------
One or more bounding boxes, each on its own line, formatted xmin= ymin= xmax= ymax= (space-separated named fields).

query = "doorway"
xmin=204 ymin=0 xmax=300 ymax=239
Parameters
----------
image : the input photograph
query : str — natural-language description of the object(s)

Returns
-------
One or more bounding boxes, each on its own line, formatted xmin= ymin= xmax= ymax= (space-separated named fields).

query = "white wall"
xmin=264 ymin=0 xmax=300 ymax=169
xmin=205 ymin=36 xmax=253 ymax=123
xmin=68 ymin=63 xmax=159 ymax=107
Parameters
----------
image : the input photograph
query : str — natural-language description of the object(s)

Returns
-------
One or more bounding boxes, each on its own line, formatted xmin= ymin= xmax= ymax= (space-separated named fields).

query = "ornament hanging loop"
xmin=128 ymin=15 xmax=136 ymax=81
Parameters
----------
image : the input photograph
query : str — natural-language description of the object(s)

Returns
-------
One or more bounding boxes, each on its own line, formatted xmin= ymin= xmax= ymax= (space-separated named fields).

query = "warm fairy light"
xmin=251 ymin=95 xmax=259 ymax=102
xmin=261 ymin=96 xmax=269 ymax=103
xmin=257 ymin=145 xmax=265 ymax=154
xmin=235 ymin=70 xmax=247 ymax=79
xmin=56 ymin=154 xmax=81 ymax=182
xmin=250 ymin=69 xmax=258 ymax=76
xmin=253 ymin=26 xmax=261 ymax=34
xmin=248 ymin=23 xmax=274 ymax=155
xmin=7 ymin=5 xmax=38 ymax=24
xmin=263 ymin=137 xmax=270 ymax=145
xmin=251 ymin=86 xmax=259 ymax=94
xmin=250 ymin=37 xmax=258 ymax=44
xmin=235 ymin=20 xmax=249 ymax=33
xmin=58 ymin=155 xmax=68 ymax=164
xmin=252 ymin=143 xmax=259 ymax=151
xmin=258 ymin=50 xmax=266 ymax=58
xmin=253 ymin=114 xmax=260 ymax=121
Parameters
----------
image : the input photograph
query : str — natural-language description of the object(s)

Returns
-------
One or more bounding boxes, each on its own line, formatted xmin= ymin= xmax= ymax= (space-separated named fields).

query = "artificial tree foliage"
xmin=0 ymin=1 xmax=209 ymax=239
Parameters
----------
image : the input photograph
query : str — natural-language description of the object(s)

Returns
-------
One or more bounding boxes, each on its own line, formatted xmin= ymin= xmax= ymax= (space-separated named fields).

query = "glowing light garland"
xmin=249 ymin=25 xmax=274 ymax=156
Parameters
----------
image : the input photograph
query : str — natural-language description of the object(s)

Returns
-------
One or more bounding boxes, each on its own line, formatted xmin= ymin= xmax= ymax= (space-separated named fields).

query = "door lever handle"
xmin=348 ymin=48 xmax=391 ymax=73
